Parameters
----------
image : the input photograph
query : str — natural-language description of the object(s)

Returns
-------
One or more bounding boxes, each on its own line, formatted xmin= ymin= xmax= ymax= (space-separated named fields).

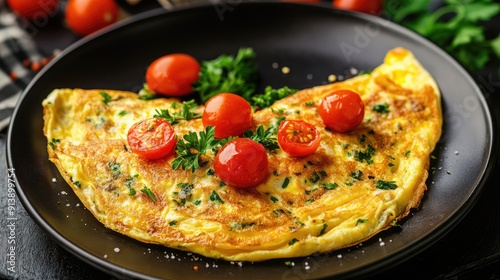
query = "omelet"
xmin=42 ymin=48 xmax=442 ymax=261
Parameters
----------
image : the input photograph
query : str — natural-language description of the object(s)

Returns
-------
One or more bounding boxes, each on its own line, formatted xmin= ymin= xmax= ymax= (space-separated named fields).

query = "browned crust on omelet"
xmin=42 ymin=48 xmax=442 ymax=261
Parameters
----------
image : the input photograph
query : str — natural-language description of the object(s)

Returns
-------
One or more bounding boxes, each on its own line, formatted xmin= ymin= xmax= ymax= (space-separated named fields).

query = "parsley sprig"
xmin=243 ymin=125 xmax=279 ymax=151
xmin=251 ymin=86 xmax=298 ymax=109
xmin=193 ymin=47 xmax=258 ymax=103
xmin=172 ymin=126 xmax=220 ymax=172
xmin=386 ymin=0 xmax=500 ymax=73
xmin=172 ymin=124 xmax=278 ymax=173
xmin=154 ymin=100 xmax=201 ymax=124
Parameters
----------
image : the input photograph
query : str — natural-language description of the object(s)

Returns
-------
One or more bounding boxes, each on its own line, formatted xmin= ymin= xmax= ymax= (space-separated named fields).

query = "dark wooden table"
xmin=1 ymin=1 xmax=499 ymax=279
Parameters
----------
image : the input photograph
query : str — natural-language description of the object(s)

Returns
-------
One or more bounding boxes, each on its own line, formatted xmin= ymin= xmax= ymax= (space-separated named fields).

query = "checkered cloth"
xmin=0 ymin=8 xmax=44 ymax=131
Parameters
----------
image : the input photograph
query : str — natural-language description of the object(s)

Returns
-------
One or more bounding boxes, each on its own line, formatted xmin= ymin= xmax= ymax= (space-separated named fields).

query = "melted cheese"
xmin=42 ymin=48 xmax=442 ymax=261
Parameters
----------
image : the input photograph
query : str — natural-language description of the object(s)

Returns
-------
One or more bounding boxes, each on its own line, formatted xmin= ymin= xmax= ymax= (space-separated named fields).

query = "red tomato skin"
xmin=65 ymin=0 xmax=119 ymax=36
xmin=7 ymin=0 xmax=59 ymax=20
xmin=214 ymin=138 xmax=269 ymax=188
xmin=127 ymin=118 xmax=177 ymax=160
xmin=202 ymin=93 xmax=253 ymax=139
xmin=278 ymin=120 xmax=321 ymax=157
xmin=146 ymin=54 xmax=200 ymax=97
xmin=318 ymin=90 xmax=365 ymax=133
xmin=332 ymin=0 xmax=383 ymax=15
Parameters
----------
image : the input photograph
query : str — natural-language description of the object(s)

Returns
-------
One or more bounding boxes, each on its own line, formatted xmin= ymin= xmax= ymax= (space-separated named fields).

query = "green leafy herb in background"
xmin=385 ymin=0 xmax=500 ymax=73
xmin=251 ymin=86 xmax=298 ymax=109
xmin=193 ymin=47 xmax=258 ymax=103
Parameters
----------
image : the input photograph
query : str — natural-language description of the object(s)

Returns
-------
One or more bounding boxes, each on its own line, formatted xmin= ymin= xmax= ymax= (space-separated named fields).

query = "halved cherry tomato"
xmin=65 ymin=0 xmax=119 ymax=36
xmin=127 ymin=118 xmax=176 ymax=160
xmin=145 ymin=53 xmax=200 ymax=97
xmin=332 ymin=0 xmax=384 ymax=15
xmin=318 ymin=89 xmax=365 ymax=133
xmin=7 ymin=0 xmax=59 ymax=20
xmin=202 ymin=93 xmax=253 ymax=139
xmin=214 ymin=138 xmax=268 ymax=188
xmin=278 ymin=120 xmax=321 ymax=157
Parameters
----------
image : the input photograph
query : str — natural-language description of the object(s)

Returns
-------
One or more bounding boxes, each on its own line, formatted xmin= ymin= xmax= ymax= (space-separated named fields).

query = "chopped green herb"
xmin=141 ymin=186 xmax=157 ymax=202
xmin=125 ymin=174 xmax=138 ymax=196
xmin=356 ymin=218 xmax=368 ymax=226
xmin=405 ymin=150 xmax=411 ymax=157
xmin=288 ymin=238 xmax=299 ymax=246
xmin=309 ymin=170 xmax=326 ymax=183
xmin=107 ymin=162 xmax=122 ymax=178
xmin=305 ymin=101 xmax=315 ymax=106
xmin=169 ymin=220 xmax=177 ymax=226
xmin=49 ymin=138 xmax=60 ymax=150
xmin=118 ymin=110 xmax=128 ymax=116
xmin=128 ymin=187 xmax=136 ymax=196
xmin=230 ymin=222 xmax=256 ymax=231
xmin=319 ymin=224 xmax=328 ymax=236
xmin=209 ymin=190 xmax=224 ymax=204
xmin=321 ymin=182 xmax=338 ymax=190
xmin=350 ymin=170 xmax=363 ymax=181
xmin=73 ymin=181 xmax=81 ymax=188
xmin=360 ymin=134 xmax=366 ymax=143
xmin=375 ymin=180 xmax=398 ymax=190
xmin=281 ymin=177 xmax=290 ymax=189
xmin=99 ymin=91 xmax=112 ymax=106
xmin=193 ymin=200 xmax=201 ymax=206
xmin=175 ymin=183 xmax=194 ymax=206
xmin=373 ymin=103 xmax=390 ymax=114
xmin=270 ymin=196 xmax=279 ymax=203
xmin=354 ymin=145 xmax=376 ymax=164
xmin=388 ymin=162 xmax=395 ymax=167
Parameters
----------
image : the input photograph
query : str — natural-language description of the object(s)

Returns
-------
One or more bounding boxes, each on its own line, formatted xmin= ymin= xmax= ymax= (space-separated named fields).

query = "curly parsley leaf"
xmin=374 ymin=180 xmax=398 ymax=190
xmin=251 ymin=86 xmax=298 ymax=109
xmin=193 ymin=47 xmax=258 ymax=103
xmin=154 ymin=100 xmax=201 ymax=124
xmin=172 ymin=126 xmax=220 ymax=172
xmin=243 ymin=125 xmax=279 ymax=151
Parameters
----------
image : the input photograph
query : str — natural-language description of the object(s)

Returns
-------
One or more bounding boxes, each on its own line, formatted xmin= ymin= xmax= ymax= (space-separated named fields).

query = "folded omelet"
xmin=42 ymin=48 xmax=442 ymax=261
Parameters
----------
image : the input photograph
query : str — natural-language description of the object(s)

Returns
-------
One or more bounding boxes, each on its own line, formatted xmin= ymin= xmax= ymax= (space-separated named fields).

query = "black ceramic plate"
xmin=7 ymin=2 xmax=493 ymax=279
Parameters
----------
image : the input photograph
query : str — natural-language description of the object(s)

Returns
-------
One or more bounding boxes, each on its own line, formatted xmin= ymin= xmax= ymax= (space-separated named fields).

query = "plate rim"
xmin=6 ymin=2 xmax=495 ymax=279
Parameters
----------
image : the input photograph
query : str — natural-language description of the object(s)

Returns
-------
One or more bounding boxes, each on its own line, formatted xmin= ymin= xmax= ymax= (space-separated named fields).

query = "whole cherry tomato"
xmin=318 ymin=89 xmax=365 ymax=133
xmin=278 ymin=120 xmax=321 ymax=157
xmin=65 ymin=0 xmax=119 ymax=36
xmin=202 ymin=93 xmax=253 ymax=139
xmin=332 ymin=0 xmax=384 ymax=15
xmin=127 ymin=118 xmax=177 ymax=160
xmin=214 ymin=138 xmax=269 ymax=188
xmin=7 ymin=0 xmax=59 ymax=21
xmin=145 ymin=53 xmax=200 ymax=97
